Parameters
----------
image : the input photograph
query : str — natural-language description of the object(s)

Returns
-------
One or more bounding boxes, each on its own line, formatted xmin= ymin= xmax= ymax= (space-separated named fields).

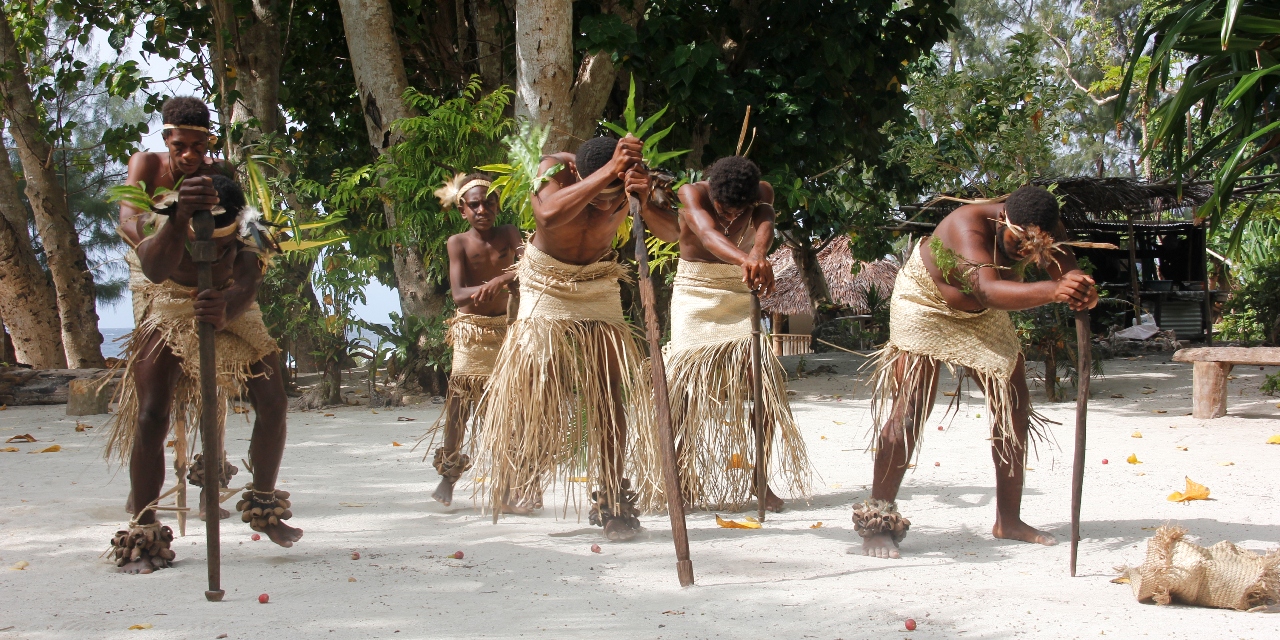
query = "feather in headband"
xmin=435 ymin=173 xmax=492 ymax=211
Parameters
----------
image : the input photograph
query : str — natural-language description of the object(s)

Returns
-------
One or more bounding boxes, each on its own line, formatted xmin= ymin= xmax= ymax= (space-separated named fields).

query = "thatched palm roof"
xmin=761 ymin=236 xmax=898 ymax=316
xmin=901 ymin=176 xmax=1214 ymax=228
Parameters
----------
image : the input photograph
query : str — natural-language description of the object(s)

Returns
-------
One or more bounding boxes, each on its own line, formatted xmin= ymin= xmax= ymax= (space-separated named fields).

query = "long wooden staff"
xmin=749 ymin=292 xmax=766 ymax=522
xmin=1069 ymin=309 xmax=1091 ymax=577
xmin=630 ymin=195 xmax=694 ymax=587
xmin=190 ymin=207 xmax=225 ymax=602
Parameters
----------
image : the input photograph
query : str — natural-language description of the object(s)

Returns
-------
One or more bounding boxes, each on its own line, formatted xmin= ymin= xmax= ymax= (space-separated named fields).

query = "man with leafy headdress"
xmin=107 ymin=98 xmax=301 ymax=574
xmin=857 ymin=185 xmax=1097 ymax=559
xmin=422 ymin=172 xmax=522 ymax=507
xmin=473 ymin=134 xmax=679 ymax=541
xmin=666 ymin=156 xmax=812 ymax=511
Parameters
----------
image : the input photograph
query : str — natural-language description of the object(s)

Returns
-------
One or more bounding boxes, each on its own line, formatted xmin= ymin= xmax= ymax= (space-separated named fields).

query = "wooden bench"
xmin=1171 ymin=347 xmax=1280 ymax=418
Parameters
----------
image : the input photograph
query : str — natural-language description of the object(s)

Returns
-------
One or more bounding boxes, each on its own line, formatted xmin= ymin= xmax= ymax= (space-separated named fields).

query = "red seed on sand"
xmin=251 ymin=534 xmax=261 ymax=541
xmin=351 ymin=551 xmax=360 ymax=560
xmin=937 ymin=426 xmax=943 ymax=431
xmin=1102 ymin=459 xmax=1109 ymax=465
xmin=934 ymin=462 xmax=940 ymax=467
xmin=452 ymin=551 xmax=464 ymax=559
xmin=591 ymin=544 xmax=601 ymax=554
xmin=905 ymin=618 xmax=916 ymax=631
xmin=258 ymin=594 xmax=269 ymax=604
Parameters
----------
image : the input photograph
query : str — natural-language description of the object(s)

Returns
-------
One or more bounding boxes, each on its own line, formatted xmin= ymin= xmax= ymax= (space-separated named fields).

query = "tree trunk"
xmin=0 ymin=210 xmax=66 ymax=368
xmin=0 ymin=9 xmax=104 ymax=368
xmin=1044 ymin=348 xmax=1058 ymax=402
xmin=791 ymin=238 xmax=832 ymax=313
xmin=472 ymin=0 xmax=506 ymax=90
xmin=514 ymin=0 xmax=640 ymax=152
xmin=221 ymin=1 xmax=284 ymax=146
xmin=337 ymin=0 xmax=445 ymax=321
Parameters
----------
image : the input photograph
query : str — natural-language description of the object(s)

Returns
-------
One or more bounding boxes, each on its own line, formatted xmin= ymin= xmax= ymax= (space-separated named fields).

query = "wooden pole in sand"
xmin=1070 ymin=309 xmax=1091 ymax=577
xmin=631 ymin=196 xmax=694 ymax=587
xmin=190 ymin=208 xmax=224 ymax=602
xmin=750 ymin=292 xmax=766 ymax=522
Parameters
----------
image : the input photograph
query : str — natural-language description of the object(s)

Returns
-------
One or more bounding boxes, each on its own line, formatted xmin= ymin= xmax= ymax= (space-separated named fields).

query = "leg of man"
xmin=432 ymin=394 xmax=467 ymax=506
xmin=988 ymin=355 xmax=1057 ymax=546
xmin=243 ymin=351 xmax=303 ymax=547
xmin=746 ymin=367 xmax=786 ymax=512
xmin=864 ymin=358 xmax=939 ymax=559
xmin=121 ymin=333 xmax=182 ymax=573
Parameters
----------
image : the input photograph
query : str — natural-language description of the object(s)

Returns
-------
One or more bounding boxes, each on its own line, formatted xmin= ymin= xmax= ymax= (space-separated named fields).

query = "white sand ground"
xmin=1 ymin=353 xmax=1279 ymax=639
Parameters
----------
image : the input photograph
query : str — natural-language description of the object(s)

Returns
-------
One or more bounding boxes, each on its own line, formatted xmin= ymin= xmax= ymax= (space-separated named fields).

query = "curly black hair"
xmin=161 ymin=97 xmax=211 ymax=138
xmin=210 ymin=174 xmax=246 ymax=229
xmin=707 ymin=156 xmax=761 ymax=208
xmin=1004 ymin=185 xmax=1060 ymax=232
xmin=575 ymin=135 xmax=619 ymax=182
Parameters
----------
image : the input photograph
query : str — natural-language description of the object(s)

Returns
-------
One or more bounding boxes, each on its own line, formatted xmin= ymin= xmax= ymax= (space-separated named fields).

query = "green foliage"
xmin=1117 ymin=0 xmax=1280 ymax=249
xmin=884 ymin=32 xmax=1068 ymax=197
xmin=1261 ymin=372 xmax=1280 ymax=396
xmin=479 ymin=120 xmax=558 ymax=231
xmin=1219 ymin=220 xmax=1280 ymax=346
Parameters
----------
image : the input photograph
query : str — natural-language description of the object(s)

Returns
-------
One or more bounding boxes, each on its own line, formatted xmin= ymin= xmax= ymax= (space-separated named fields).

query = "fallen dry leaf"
xmin=165 ymin=439 xmax=176 ymax=448
xmin=1111 ymin=394 xmax=1125 ymax=398
xmin=832 ymin=421 xmax=845 ymax=425
xmin=1 ymin=447 xmax=18 ymax=452
xmin=128 ymin=623 xmax=153 ymax=630
xmin=30 ymin=445 xmax=61 ymax=453
xmin=391 ymin=441 xmax=403 ymax=447
xmin=1153 ymin=410 xmax=1167 ymax=414
xmin=810 ymin=522 xmax=823 ymax=529
xmin=323 ymin=413 xmax=335 ymax=417
xmin=11 ymin=561 xmax=28 ymax=570
xmin=6 ymin=434 xmax=36 ymax=443
xmin=397 ymin=416 xmax=416 ymax=422
xmin=820 ymin=435 xmax=827 ymax=440
xmin=943 ymin=391 xmax=957 ymax=397
xmin=348 ymin=577 xmax=357 ymax=582
xmin=1168 ymin=476 xmax=1210 ymax=503
xmin=0 ymin=404 xmax=6 ymax=410
xmin=715 ymin=514 xmax=762 ymax=529
xmin=829 ymin=483 xmax=842 ymax=489
xmin=1126 ymin=453 xmax=1142 ymax=465
xmin=1142 ymin=389 xmax=1155 ymax=394
xmin=1176 ymin=446 xmax=1188 ymax=451
xmin=75 ymin=422 xmax=92 ymax=432
xmin=232 ymin=405 xmax=248 ymax=414
xmin=1111 ymin=575 xmax=1131 ymax=584
xmin=1131 ymin=431 xmax=1143 ymax=438
xmin=726 ymin=453 xmax=751 ymax=470
xmin=662 ymin=610 xmax=685 ymax=615
xmin=339 ymin=502 xmax=366 ymax=508
xmin=1267 ymin=435 xmax=1280 ymax=444
xmin=370 ymin=410 xmax=378 ymax=414
xmin=1218 ymin=461 xmax=1235 ymax=466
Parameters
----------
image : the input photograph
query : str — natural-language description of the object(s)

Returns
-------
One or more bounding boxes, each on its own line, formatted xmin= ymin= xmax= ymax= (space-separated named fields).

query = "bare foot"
xmin=259 ymin=521 xmax=304 ymax=548
xmin=496 ymin=500 xmax=534 ymax=516
xmin=765 ymin=486 xmax=784 ymax=513
xmin=198 ymin=505 xmax=232 ymax=521
xmin=992 ymin=518 xmax=1058 ymax=546
xmin=118 ymin=558 xmax=157 ymax=574
xmin=861 ymin=533 xmax=901 ymax=559
xmin=603 ymin=518 xmax=640 ymax=542
xmin=432 ymin=478 xmax=456 ymax=506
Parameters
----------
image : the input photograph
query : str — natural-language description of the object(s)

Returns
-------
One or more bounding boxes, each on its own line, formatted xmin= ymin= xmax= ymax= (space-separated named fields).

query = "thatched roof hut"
xmin=761 ymin=236 xmax=898 ymax=316
xmin=897 ymin=176 xmax=1214 ymax=229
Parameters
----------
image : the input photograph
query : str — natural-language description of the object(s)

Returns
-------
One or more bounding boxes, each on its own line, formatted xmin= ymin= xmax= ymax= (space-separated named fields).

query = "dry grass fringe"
xmin=865 ymin=345 xmax=1050 ymax=467
xmin=414 ymin=374 xmax=489 ymax=461
xmin=665 ymin=336 xmax=812 ymax=509
xmin=471 ymin=316 xmax=661 ymax=517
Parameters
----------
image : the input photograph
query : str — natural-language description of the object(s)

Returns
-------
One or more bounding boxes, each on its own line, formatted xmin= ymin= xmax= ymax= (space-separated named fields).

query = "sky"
xmin=94 ymin=33 xmax=403 ymax=330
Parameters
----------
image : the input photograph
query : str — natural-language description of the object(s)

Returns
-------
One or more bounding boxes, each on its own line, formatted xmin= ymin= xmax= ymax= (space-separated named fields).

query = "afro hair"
xmin=1004 ymin=185 xmax=1060 ymax=232
xmin=575 ymin=135 xmax=619 ymax=182
xmin=161 ymin=97 xmax=211 ymax=137
xmin=210 ymin=174 xmax=246 ymax=229
xmin=707 ymin=156 xmax=761 ymax=208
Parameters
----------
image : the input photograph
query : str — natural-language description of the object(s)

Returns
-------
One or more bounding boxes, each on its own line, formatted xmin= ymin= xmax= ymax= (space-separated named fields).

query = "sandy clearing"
xmin=0 ymin=353 xmax=1277 ymax=639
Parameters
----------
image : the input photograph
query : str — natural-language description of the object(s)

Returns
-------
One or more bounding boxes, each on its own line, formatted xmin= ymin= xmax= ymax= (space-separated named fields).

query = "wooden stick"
xmin=1070 ymin=309 xmax=1092 ymax=578
xmin=174 ymin=416 xmax=188 ymax=537
xmin=750 ymin=292 xmax=766 ymax=522
xmin=190 ymin=208 xmax=225 ymax=602
xmin=631 ymin=196 xmax=694 ymax=587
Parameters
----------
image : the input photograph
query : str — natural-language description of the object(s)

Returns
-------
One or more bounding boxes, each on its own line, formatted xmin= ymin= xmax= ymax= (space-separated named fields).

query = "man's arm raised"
xmin=954 ymin=216 xmax=1096 ymax=313
xmin=531 ymin=136 xmax=643 ymax=230
xmin=135 ymin=176 xmax=220 ymax=284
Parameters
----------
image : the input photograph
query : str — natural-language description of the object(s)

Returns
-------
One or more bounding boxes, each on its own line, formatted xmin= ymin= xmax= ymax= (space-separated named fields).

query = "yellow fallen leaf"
xmin=232 ymin=405 xmax=248 ymax=414
xmin=348 ymin=577 xmax=357 ymax=582
xmin=745 ymin=516 xmax=760 ymax=524
xmin=943 ymin=391 xmax=957 ymax=397
xmin=1131 ymin=431 xmax=1142 ymax=438
xmin=6 ymin=433 xmax=35 ymax=443
xmin=829 ymin=483 xmax=842 ymax=489
xmin=1111 ymin=575 xmax=1131 ymax=584
xmin=1218 ymin=461 xmax=1234 ymax=466
xmin=820 ymin=435 xmax=827 ymax=440
xmin=324 ymin=413 xmax=335 ymax=417
xmin=165 ymin=439 xmax=176 ymax=448
xmin=715 ymin=514 xmax=761 ymax=529
xmin=1176 ymin=446 xmax=1188 ymax=451
xmin=11 ymin=560 xmax=28 ymax=570
xmin=371 ymin=410 xmax=378 ymax=414
xmin=1126 ymin=453 xmax=1141 ymax=464
xmin=1 ymin=447 xmax=18 ymax=452
xmin=1153 ymin=410 xmax=1167 ymax=414
xmin=568 ymin=476 xmax=589 ymax=482
xmin=1168 ymin=476 xmax=1210 ymax=503
xmin=75 ymin=422 xmax=91 ymax=432
xmin=832 ymin=421 xmax=845 ymax=425
xmin=1267 ymin=435 xmax=1280 ymax=444
xmin=128 ymin=623 xmax=152 ymax=630
xmin=810 ymin=522 xmax=823 ymax=529
xmin=29 ymin=444 xmax=61 ymax=453
xmin=726 ymin=453 xmax=752 ymax=470
xmin=391 ymin=441 xmax=403 ymax=447
xmin=473 ymin=476 xmax=487 ymax=483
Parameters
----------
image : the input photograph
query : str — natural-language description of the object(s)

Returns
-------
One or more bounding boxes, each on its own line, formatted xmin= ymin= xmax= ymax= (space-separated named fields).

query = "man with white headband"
xmin=108 ymin=97 xmax=302 ymax=573
xmin=420 ymin=171 xmax=522 ymax=508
